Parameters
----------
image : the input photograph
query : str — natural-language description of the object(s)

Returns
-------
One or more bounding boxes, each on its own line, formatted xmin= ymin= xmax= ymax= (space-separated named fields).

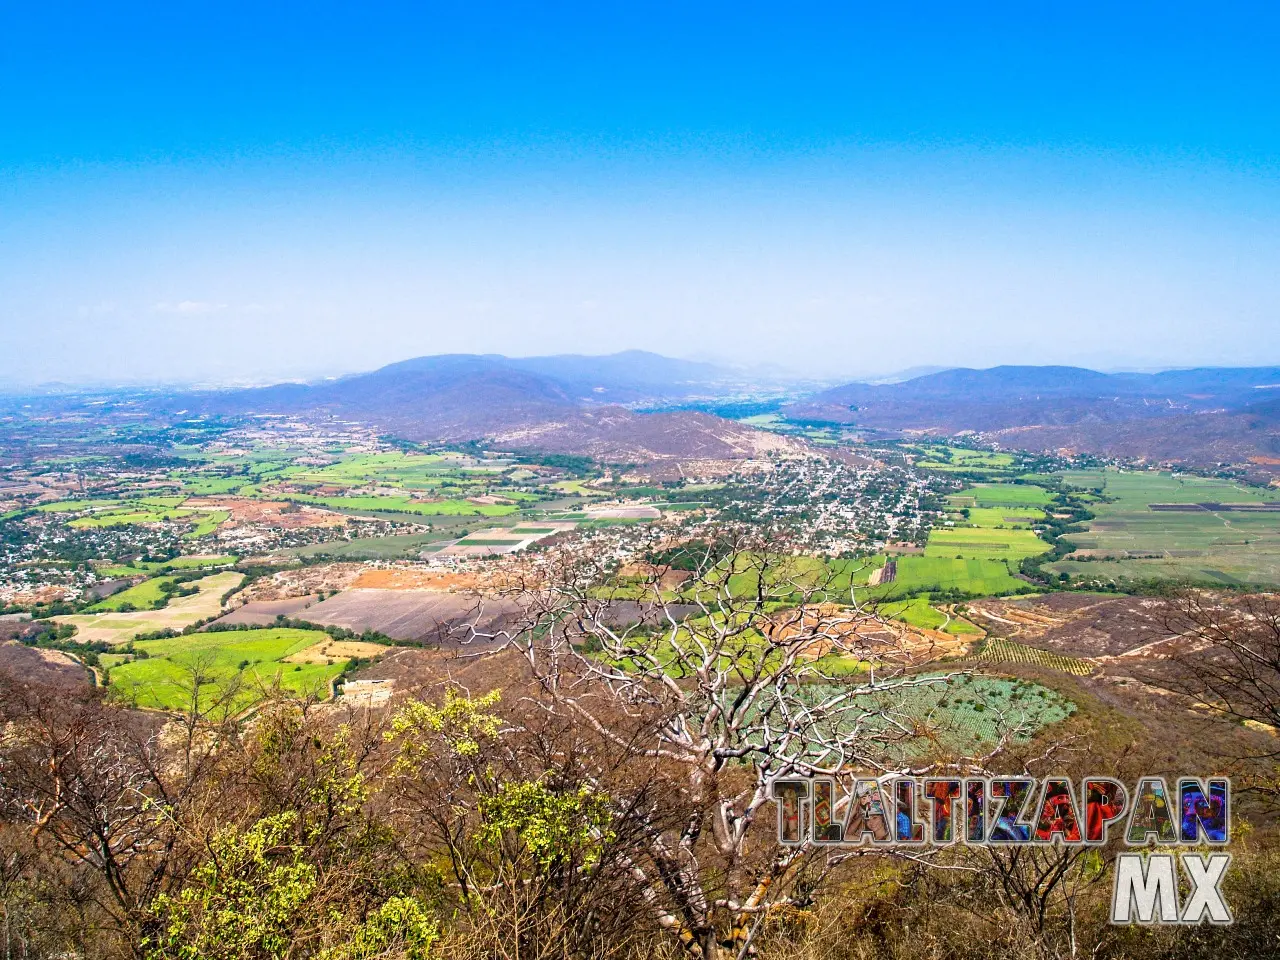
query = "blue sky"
xmin=3 ymin=2 xmax=1279 ymax=385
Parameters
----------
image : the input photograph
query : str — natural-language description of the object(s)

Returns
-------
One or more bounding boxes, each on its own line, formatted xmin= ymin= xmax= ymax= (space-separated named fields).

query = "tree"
xmin=0 ymin=672 xmax=233 ymax=956
xmin=1159 ymin=590 xmax=1280 ymax=743
xmin=461 ymin=528 xmax=1042 ymax=960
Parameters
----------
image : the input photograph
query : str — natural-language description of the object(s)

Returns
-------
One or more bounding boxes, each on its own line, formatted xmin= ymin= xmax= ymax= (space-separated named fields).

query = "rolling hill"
xmin=154 ymin=351 xmax=803 ymax=461
xmin=786 ymin=365 xmax=1280 ymax=467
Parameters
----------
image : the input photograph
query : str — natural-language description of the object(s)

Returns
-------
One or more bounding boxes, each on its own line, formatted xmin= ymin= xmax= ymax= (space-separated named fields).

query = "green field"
xmin=56 ymin=571 xmax=245 ymax=646
xmin=282 ymin=452 xmax=514 ymax=495
xmin=177 ymin=476 xmax=248 ymax=495
xmin=912 ymin=481 xmax=1054 ymax=571
xmin=34 ymin=498 xmax=122 ymax=513
xmin=878 ymin=556 xmax=1029 ymax=598
xmin=915 ymin=446 xmax=1017 ymax=473
xmin=68 ymin=507 xmax=198 ymax=529
xmin=167 ymin=450 xmax=541 ymax=516
xmin=704 ymin=553 xmax=1023 ymax=604
xmin=285 ymin=531 xmax=454 ymax=559
xmin=88 ymin=576 xmax=178 ymax=612
xmin=802 ymin=674 xmax=1074 ymax=761
xmin=925 ymin=526 xmax=1049 ymax=561
xmin=184 ymin=510 xmax=230 ymax=539
xmin=98 ymin=555 xmax=238 ymax=577
xmin=1042 ymin=469 xmax=1280 ymax=586
xmin=878 ymin=597 xmax=981 ymax=634
xmin=963 ymin=507 xmax=1044 ymax=528
xmin=107 ymin=628 xmax=347 ymax=711
xmin=550 ymin=480 xmax=597 ymax=496
xmin=718 ymin=555 xmax=882 ymax=603
xmin=291 ymin=493 xmax=517 ymax=517
xmin=951 ymin=483 xmax=1053 ymax=507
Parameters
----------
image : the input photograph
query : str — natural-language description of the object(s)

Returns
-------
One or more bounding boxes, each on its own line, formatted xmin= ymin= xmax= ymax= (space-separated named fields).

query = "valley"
xmin=11 ymin=11 xmax=1280 ymax=953
xmin=6 ymin=356 xmax=1280 ymax=723
xmin=5 ymin=354 xmax=1280 ymax=959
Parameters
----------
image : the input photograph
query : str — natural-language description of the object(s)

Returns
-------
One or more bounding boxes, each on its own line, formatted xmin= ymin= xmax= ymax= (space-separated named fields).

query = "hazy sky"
xmin=3 ymin=2 xmax=1280 ymax=387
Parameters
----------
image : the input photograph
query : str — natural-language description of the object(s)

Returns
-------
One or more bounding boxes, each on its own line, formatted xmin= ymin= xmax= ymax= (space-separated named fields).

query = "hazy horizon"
xmin=8 ymin=348 xmax=1280 ymax=397
xmin=4 ymin=3 xmax=1280 ymax=387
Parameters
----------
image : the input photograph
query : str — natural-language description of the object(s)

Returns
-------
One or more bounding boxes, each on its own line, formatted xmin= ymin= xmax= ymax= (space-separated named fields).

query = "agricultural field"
xmin=55 ymin=571 xmax=244 ymax=644
xmin=973 ymin=637 xmax=1094 ymax=676
xmin=97 ymin=555 xmax=237 ymax=577
xmin=802 ymin=674 xmax=1075 ymax=762
xmin=107 ymin=627 xmax=348 ymax=711
xmin=176 ymin=476 xmax=249 ymax=496
xmin=859 ymin=478 xmax=1052 ymax=597
xmin=285 ymin=451 xmax=506 ymax=489
xmin=33 ymin=499 xmax=123 ymax=513
xmin=438 ymin=521 xmax=577 ymax=557
xmin=1042 ymin=469 xmax=1280 ymax=586
xmin=26 ymin=495 xmax=233 ymax=541
xmin=878 ymin=597 xmax=982 ymax=635
xmin=168 ymin=449 xmax=559 ymax=526
xmin=185 ymin=510 xmax=230 ymax=538
xmin=86 ymin=576 xmax=179 ymax=612
xmin=875 ymin=556 xmax=1029 ymax=599
xmin=962 ymin=507 xmax=1043 ymax=528
xmin=302 ymin=587 xmax=522 ymax=643
xmin=913 ymin=446 xmax=1017 ymax=473
xmin=717 ymin=554 xmax=883 ymax=603
xmin=550 ymin=479 xmax=598 ymax=496
xmin=864 ymin=478 xmax=1056 ymax=587
xmin=949 ymin=483 xmax=1053 ymax=508
xmin=925 ymin=525 xmax=1049 ymax=561
xmin=287 ymin=493 xmax=518 ymax=517
xmin=68 ymin=504 xmax=197 ymax=529
xmin=286 ymin=531 xmax=450 ymax=560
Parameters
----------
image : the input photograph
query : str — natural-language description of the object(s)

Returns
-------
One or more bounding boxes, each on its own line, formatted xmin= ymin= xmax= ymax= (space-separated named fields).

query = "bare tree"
xmin=1158 ymin=590 xmax=1280 ymax=745
xmin=0 ymin=666 xmax=239 ymax=956
xmin=461 ymin=528 xmax=1041 ymax=960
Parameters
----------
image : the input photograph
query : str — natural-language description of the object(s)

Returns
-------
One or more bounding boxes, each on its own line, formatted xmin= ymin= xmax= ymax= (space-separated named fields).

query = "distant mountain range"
xmin=24 ymin=353 xmax=1280 ymax=469
xmin=786 ymin=365 xmax=1280 ymax=467
xmin=157 ymin=351 xmax=805 ymax=462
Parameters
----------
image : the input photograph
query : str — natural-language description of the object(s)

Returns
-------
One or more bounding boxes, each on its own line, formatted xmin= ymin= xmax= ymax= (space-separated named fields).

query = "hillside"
xmin=154 ymin=351 xmax=801 ymax=461
xmin=489 ymin=408 xmax=798 ymax=462
xmin=787 ymin=365 xmax=1280 ymax=466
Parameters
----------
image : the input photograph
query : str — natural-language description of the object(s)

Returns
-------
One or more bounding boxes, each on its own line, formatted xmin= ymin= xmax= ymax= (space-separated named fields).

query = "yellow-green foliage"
xmin=477 ymin=780 xmax=613 ymax=870
xmin=146 ymin=812 xmax=317 ymax=960
xmin=318 ymin=898 xmax=438 ymax=960
xmin=387 ymin=689 xmax=503 ymax=764
xmin=147 ymin=802 xmax=437 ymax=960
xmin=252 ymin=710 xmax=370 ymax=822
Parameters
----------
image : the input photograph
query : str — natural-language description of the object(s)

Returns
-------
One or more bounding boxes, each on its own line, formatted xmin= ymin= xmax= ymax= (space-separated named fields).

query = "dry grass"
xmin=55 ymin=571 xmax=244 ymax=645
xmin=284 ymin=639 xmax=393 ymax=663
